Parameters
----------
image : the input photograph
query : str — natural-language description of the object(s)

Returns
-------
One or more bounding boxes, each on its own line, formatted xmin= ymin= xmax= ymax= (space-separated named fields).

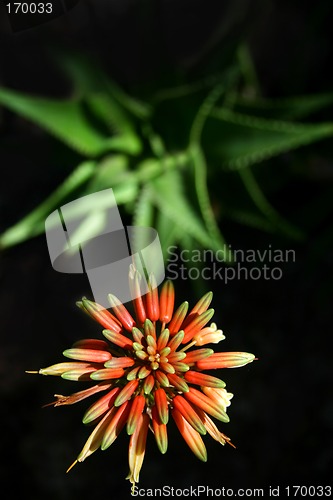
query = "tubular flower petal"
xmin=104 ymin=357 xmax=135 ymax=369
xmin=184 ymin=387 xmax=230 ymax=422
xmin=182 ymin=309 xmax=215 ymax=343
xmin=127 ymin=366 xmax=140 ymax=380
xmin=168 ymin=301 xmax=188 ymax=335
xmin=181 ymin=291 xmax=213 ymax=329
xmin=30 ymin=271 xmax=256 ymax=491
xmin=38 ymin=362 xmax=97 ymax=376
xmin=127 ymin=395 xmax=146 ymax=435
xmin=90 ymin=368 xmax=125 ymax=381
xmin=173 ymin=395 xmax=207 ymax=435
xmin=196 ymin=351 xmax=256 ymax=370
xmin=202 ymin=387 xmax=233 ymax=411
xmin=156 ymin=328 xmax=170 ymax=351
xmin=145 ymin=274 xmax=160 ymax=321
xmin=159 ymin=280 xmax=175 ymax=323
xmin=63 ymin=348 xmax=112 ymax=363
xmin=197 ymin=409 xmax=235 ymax=448
xmin=143 ymin=374 xmax=155 ymax=394
xmin=127 ymin=413 xmax=149 ymax=490
xmin=48 ymin=383 xmax=112 ymax=407
xmin=184 ymin=348 xmax=214 ymax=364
xmin=102 ymin=329 xmax=133 ymax=349
xmin=189 ymin=291 xmax=213 ymax=316
xmin=172 ymin=408 xmax=207 ymax=462
xmin=73 ymin=409 xmax=114 ymax=467
xmin=167 ymin=373 xmax=189 ymax=393
xmin=151 ymin=406 xmax=168 ymax=454
xmin=154 ymin=388 xmax=169 ymax=424
xmin=107 ymin=294 xmax=135 ymax=331
xmin=167 ymin=350 xmax=186 ymax=362
xmin=184 ymin=370 xmax=226 ymax=388
xmin=193 ymin=323 xmax=225 ymax=346
xmin=167 ymin=330 xmax=185 ymax=351
xmin=61 ymin=365 xmax=99 ymax=381
xmin=132 ymin=327 xmax=144 ymax=343
xmin=101 ymin=401 xmax=131 ymax=450
xmin=114 ymin=380 xmax=139 ymax=407
xmin=82 ymin=388 xmax=120 ymax=424
xmin=155 ymin=370 xmax=169 ymax=387
xmin=78 ymin=299 xmax=122 ymax=333
xmin=72 ymin=338 xmax=109 ymax=350
xmin=137 ymin=366 xmax=151 ymax=379
xmin=144 ymin=319 xmax=156 ymax=341
xmin=129 ymin=269 xmax=147 ymax=325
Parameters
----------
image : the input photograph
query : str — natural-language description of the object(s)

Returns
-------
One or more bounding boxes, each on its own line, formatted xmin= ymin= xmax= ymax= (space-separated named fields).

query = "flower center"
xmin=132 ymin=329 xmax=175 ymax=378
xmin=148 ymin=352 xmax=161 ymax=370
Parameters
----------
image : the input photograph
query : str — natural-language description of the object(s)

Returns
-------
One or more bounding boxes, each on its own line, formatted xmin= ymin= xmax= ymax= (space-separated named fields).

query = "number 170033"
xmin=6 ymin=2 xmax=53 ymax=14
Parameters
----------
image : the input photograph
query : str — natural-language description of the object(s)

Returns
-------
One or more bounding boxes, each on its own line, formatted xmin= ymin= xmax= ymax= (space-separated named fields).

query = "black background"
xmin=0 ymin=1 xmax=332 ymax=498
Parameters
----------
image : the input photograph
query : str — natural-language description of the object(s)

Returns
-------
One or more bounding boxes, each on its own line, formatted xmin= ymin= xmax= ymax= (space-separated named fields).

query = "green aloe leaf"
xmin=238 ymin=168 xmax=304 ymax=240
xmin=57 ymin=51 xmax=151 ymax=120
xmin=148 ymin=169 xmax=229 ymax=258
xmin=156 ymin=211 xmax=184 ymax=261
xmin=86 ymin=155 xmax=129 ymax=192
xmin=231 ymin=93 xmax=333 ymax=121
xmin=225 ymin=209 xmax=274 ymax=233
xmin=206 ymin=108 xmax=333 ymax=170
xmin=54 ymin=53 xmax=145 ymax=154
xmin=83 ymin=93 xmax=142 ymax=155
xmin=190 ymin=144 xmax=226 ymax=248
xmin=131 ymin=186 xmax=157 ymax=257
xmin=0 ymin=87 xmax=114 ymax=156
xmin=0 ymin=161 xmax=96 ymax=249
xmin=133 ymin=186 xmax=154 ymax=229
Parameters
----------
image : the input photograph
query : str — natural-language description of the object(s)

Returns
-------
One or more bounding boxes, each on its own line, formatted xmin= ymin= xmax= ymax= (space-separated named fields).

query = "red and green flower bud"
xmin=101 ymin=401 xmax=131 ymax=450
xmin=159 ymin=280 xmax=175 ymax=323
xmin=182 ymin=309 xmax=215 ymax=344
xmin=108 ymin=294 xmax=135 ymax=331
xmin=173 ymin=395 xmax=207 ymax=435
xmin=184 ymin=370 xmax=226 ymax=388
xmin=184 ymin=348 xmax=214 ymax=364
xmin=154 ymin=388 xmax=169 ymax=424
xmin=63 ymin=348 xmax=112 ymax=363
xmin=168 ymin=301 xmax=188 ymax=335
xmin=80 ymin=299 xmax=122 ymax=333
xmin=82 ymin=387 xmax=120 ymax=424
xmin=145 ymin=274 xmax=160 ymax=321
xmin=127 ymin=395 xmax=146 ymax=435
xmin=152 ymin=406 xmax=168 ymax=454
xmin=196 ymin=352 xmax=256 ymax=370
xmin=184 ymin=387 xmax=229 ymax=423
xmin=172 ymin=408 xmax=207 ymax=462
xmin=114 ymin=379 xmax=139 ymax=407
xmin=102 ymin=329 xmax=133 ymax=349
xmin=90 ymin=368 xmax=125 ymax=381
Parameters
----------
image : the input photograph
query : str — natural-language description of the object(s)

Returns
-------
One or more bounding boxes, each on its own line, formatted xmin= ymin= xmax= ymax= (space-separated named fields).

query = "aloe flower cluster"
xmin=32 ymin=269 xmax=255 ymax=489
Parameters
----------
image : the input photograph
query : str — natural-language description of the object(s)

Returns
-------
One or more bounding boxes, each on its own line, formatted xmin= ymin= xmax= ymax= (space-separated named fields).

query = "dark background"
xmin=0 ymin=1 xmax=332 ymax=498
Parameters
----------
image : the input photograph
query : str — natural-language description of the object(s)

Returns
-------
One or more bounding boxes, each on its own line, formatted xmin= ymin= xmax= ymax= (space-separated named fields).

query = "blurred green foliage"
xmin=1 ymin=45 xmax=333 ymax=260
